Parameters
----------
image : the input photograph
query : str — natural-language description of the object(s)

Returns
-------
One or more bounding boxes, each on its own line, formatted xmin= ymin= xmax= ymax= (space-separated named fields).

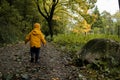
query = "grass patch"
xmin=53 ymin=33 xmax=120 ymax=53
xmin=53 ymin=33 xmax=120 ymax=80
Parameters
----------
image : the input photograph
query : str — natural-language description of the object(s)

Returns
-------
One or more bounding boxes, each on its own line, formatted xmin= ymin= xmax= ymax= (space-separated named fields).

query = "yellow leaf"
xmin=51 ymin=77 xmax=60 ymax=80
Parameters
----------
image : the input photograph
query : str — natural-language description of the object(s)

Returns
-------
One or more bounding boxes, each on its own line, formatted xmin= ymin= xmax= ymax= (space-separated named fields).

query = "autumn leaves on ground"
xmin=0 ymin=42 xmax=79 ymax=80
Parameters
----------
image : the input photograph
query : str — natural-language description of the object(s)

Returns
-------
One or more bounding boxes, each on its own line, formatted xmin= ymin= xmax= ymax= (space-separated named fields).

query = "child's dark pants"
xmin=30 ymin=46 xmax=40 ymax=63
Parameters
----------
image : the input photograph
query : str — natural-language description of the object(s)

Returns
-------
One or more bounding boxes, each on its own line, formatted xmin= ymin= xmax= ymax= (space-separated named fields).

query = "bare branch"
xmin=43 ymin=0 xmax=49 ymax=17
xmin=35 ymin=0 xmax=48 ymax=19
xmin=49 ymin=0 xmax=59 ymax=20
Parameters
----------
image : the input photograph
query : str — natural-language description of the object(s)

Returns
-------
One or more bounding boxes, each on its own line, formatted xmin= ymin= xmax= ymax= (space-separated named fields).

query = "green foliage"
xmin=0 ymin=25 xmax=23 ymax=46
xmin=53 ymin=33 xmax=120 ymax=79
xmin=113 ymin=11 xmax=120 ymax=37
xmin=0 ymin=1 xmax=23 ymax=46
xmin=53 ymin=33 xmax=85 ymax=53
xmin=53 ymin=33 xmax=120 ymax=57
xmin=54 ymin=33 xmax=119 ymax=49
xmin=85 ymin=58 xmax=120 ymax=79
xmin=92 ymin=6 xmax=103 ymax=28
xmin=0 ymin=0 xmax=42 ymax=47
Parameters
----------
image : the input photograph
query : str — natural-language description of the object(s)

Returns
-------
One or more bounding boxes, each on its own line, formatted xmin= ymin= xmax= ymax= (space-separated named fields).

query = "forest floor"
xmin=0 ymin=42 xmax=80 ymax=80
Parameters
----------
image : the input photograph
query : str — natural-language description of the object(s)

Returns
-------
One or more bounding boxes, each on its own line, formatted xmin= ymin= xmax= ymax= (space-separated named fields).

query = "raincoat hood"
xmin=34 ymin=23 xmax=41 ymax=29
xmin=32 ymin=23 xmax=41 ymax=35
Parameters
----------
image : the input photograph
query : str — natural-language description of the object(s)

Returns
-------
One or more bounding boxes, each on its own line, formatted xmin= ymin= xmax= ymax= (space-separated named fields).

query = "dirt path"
xmin=0 ymin=42 xmax=79 ymax=80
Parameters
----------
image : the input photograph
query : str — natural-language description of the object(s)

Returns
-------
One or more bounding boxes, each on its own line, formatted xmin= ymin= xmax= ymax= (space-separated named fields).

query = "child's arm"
xmin=25 ymin=32 xmax=31 ymax=44
xmin=40 ymin=32 xmax=46 ymax=46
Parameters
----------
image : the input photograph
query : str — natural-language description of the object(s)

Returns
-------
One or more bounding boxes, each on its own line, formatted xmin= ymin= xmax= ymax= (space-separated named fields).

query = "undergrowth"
xmin=53 ymin=33 xmax=120 ymax=80
xmin=53 ymin=33 xmax=120 ymax=54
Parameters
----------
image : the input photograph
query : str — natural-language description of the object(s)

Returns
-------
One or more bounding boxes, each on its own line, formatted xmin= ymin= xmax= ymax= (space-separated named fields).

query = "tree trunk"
xmin=47 ymin=20 xmax=53 ymax=40
xmin=118 ymin=25 xmax=120 ymax=38
xmin=118 ymin=0 xmax=120 ymax=9
xmin=118 ymin=0 xmax=120 ymax=38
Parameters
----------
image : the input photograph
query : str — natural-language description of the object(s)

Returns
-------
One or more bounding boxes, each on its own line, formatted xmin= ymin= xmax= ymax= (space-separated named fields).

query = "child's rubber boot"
xmin=30 ymin=58 xmax=34 ymax=63
xmin=35 ymin=58 xmax=39 ymax=64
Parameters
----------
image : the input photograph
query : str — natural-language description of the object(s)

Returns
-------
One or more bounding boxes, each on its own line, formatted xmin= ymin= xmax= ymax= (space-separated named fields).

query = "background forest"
xmin=0 ymin=0 xmax=120 ymax=46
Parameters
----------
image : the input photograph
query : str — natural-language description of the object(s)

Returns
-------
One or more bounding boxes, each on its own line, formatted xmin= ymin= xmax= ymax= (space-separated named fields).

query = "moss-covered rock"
xmin=77 ymin=38 xmax=120 ymax=67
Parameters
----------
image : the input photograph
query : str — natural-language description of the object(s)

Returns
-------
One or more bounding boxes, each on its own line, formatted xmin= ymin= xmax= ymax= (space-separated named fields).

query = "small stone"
xmin=21 ymin=73 xmax=29 ymax=80
xmin=0 ymin=72 xmax=2 ymax=78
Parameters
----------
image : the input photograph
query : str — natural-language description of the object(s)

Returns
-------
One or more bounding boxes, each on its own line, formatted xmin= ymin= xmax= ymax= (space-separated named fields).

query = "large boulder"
xmin=77 ymin=38 xmax=120 ymax=67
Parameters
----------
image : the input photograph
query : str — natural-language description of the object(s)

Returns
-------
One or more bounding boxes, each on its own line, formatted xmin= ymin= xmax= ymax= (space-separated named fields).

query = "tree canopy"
xmin=0 ymin=0 xmax=119 ymax=45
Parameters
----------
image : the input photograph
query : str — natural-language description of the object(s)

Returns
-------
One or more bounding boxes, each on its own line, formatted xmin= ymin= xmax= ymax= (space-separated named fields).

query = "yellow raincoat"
xmin=25 ymin=23 xmax=46 ymax=48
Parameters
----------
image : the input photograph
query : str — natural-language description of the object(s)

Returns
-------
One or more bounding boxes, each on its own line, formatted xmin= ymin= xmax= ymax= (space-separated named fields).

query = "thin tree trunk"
xmin=118 ymin=0 xmax=120 ymax=9
xmin=48 ymin=20 xmax=53 ymax=40
xmin=118 ymin=0 xmax=120 ymax=38
xmin=118 ymin=25 xmax=120 ymax=38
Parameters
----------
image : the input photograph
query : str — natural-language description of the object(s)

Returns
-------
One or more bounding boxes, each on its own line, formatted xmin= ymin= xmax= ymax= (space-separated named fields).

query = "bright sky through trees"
xmin=96 ymin=0 xmax=119 ymax=14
